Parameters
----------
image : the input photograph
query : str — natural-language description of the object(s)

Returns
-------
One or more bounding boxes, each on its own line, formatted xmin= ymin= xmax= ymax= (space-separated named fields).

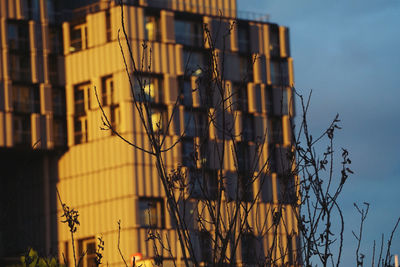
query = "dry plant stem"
xmin=352 ymin=202 xmax=369 ymax=267
xmin=117 ymin=220 xmax=129 ymax=267
xmin=384 ymin=217 xmax=400 ymax=266
xmin=56 ymin=188 xmax=78 ymax=267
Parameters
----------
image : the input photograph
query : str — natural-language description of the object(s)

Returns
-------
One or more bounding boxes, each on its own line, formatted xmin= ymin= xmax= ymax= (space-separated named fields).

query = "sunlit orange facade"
xmin=0 ymin=0 xmax=297 ymax=266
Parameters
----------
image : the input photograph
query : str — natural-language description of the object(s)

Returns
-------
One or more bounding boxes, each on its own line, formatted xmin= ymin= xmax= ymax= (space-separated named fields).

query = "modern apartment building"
xmin=0 ymin=0 xmax=296 ymax=266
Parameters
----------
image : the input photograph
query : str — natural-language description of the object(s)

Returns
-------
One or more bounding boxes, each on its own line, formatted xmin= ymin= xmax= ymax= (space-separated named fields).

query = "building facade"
xmin=0 ymin=0 xmax=297 ymax=266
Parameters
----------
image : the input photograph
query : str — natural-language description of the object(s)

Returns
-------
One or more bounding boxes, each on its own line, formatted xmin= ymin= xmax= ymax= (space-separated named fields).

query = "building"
xmin=0 ymin=0 xmax=297 ymax=266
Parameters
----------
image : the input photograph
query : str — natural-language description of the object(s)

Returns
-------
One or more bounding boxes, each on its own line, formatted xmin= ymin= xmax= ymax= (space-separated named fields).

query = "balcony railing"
xmin=64 ymin=0 xmax=269 ymax=22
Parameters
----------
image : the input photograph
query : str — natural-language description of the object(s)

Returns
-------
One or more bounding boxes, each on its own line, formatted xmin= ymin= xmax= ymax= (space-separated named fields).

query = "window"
xmin=269 ymin=24 xmax=280 ymax=57
xmin=277 ymin=175 xmax=296 ymax=204
xmin=52 ymin=87 xmax=66 ymax=116
xmin=48 ymin=55 xmax=59 ymax=83
xmin=182 ymin=138 xmax=195 ymax=167
xmin=49 ymin=26 xmax=63 ymax=54
xmin=239 ymin=55 xmax=253 ymax=81
xmin=101 ymin=76 xmax=115 ymax=107
xmin=9 ymin=54 xmax=31 ymax=82
xmin=105 ymin=10 xmax=112 ymax=42
xmin=70 ymin=22 xmax=87 ymax=52
xmin=241 ymin=233 xmax=257 ymax=264
xmin=232 ymin=83 xmax=248 ymax=112
xmin=149 ymin=106 xmax=167 ymax=133
xmin=189 ymin=169 xmax=217 ymax=199
xmin=7 ymin=22 xmax=29 ymax=51
xmin=13 ymin=85 xmax=40 ymax=113
xmin=138 ymin=198 xmax=164 ymax=228
xmin=26 ymin=0 xmax=40 ymax=20
xmin=53 ymin=119 xmax=66 ymax=147
xmin=184 ymin=109 xmax=207 ymax=137
xmin=270 ymin=60 xmax=289 ymax=86
xmin=265 ymin=87 xmax=273 ymax=115
xmin=183 ymin=50 xmax=204 ymax=76
xmin=13 ymin=114 xmax=31 ymax=146
xmin=78 ymin=237 xmax=96 ymax=267
xmin=133 ymin=75 xmax=163 ymax=103
xmin=237 ymin=23 xmax=249 ymax=53
xmin=180 ymin=78 xmax=192 ymax=106
xmin=242 ymin=113 xmax=254 ymax=142
xmin=145 ymin=14 xmax=160 ymax=41
xmin=196 ymin=230 xmax=212 ymax=263
xmin=74 ymin=83 xmax=90 ymax=144
xmin=270 ymin=118 xmax=283 ymax=144
xmin=175 ymin=20 xmax=203 ymax=47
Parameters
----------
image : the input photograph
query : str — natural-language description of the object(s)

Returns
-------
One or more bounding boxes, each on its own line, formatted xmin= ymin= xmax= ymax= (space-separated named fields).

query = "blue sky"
xmin=237 ymin=0 xmax=400 ymax=265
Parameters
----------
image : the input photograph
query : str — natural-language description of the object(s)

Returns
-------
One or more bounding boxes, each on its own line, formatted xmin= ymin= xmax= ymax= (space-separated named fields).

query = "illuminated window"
xmin=133 ymin=75 xmax=163 ymax=103
xmin=183 ymin=50 xmax=204 ymax=76
xmin=138 ymin=198 xmax=164 ymax=228
xmin=78 ymin=237 xmax=96 ymax=267
xmin=70 ymin=22 xmax=87 ymax=52
xmin=149 ymin=106 xmax=167 ymax=133
xmin=145 ymin=14 xmax=160 ymax=41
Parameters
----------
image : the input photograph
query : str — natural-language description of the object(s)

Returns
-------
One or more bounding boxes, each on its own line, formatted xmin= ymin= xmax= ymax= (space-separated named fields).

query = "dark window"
xmin=105 ymin=10 xmax=112 ymax=42
xmin=238 ymin=23 xmax=249 ymax=53
xmin=270 ymin=59 xmax=289 ymax=86
xmin=74 ymin=82 xmax=90 ymax=144
xmin=175 ymin=20 xmax=203 ymax=47
xmin=182 ymin=138 xmax=195 ymax=167
xmin=241 ymin=233 xmax=257 ymax=264
xmin=54 ymin=118 xmax=66 ymax=147
xmin=269 ymin=24 xmax=280 ymax=57
xmin=7 ymin=22 xmax=29 ymax=51
xmin=242 ymin=113 xmax=254 ymax=142
xmin=9 ymin=54 xmax=31 ymax=82
xmin=78 ymin=237 xmax=96 ymax=267
xmin=52 ymin=87 xmax=66 ymax=116
xmin=49 ymin=25 xmax=63 ymax=54
xmin=180 ymin=78 xmax=193 ymax=106
xmin=271 ymin=117 xmax=283 ymax=144
xmin=189 ymin=169 xmax=217 ymax=200
xmin=13 ymin=84 xmax=40 ymax=113
xmin=197 ymin=230 xmax=212 ymax=263
xmin=13 ymin=114 xmax=31 ymax=146
xmin=232 ymin=83 xmax=248 ymax=112
xmin=138 ymin=198 xmax=165 ymax=228
xmin=48 ymin=55 xmax=59 ymax=83
xmin=239 ymin=55 xmax=253 ymax=81
xmin=184 ymin=109 xmax=207 ymax=137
